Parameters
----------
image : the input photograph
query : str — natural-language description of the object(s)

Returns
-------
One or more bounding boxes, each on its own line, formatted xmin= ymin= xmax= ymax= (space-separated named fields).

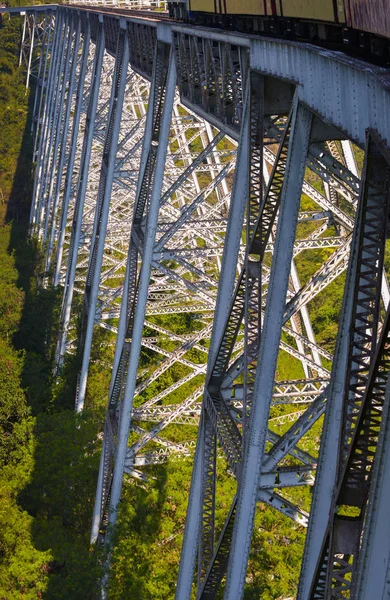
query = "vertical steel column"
xmin=53 ymin=16 xmax=91 ymax=285
xmin=45 ymin=15 xmax=82 ymax=274
xmin=37 ymin=13 xmax=73 ymax=238
xmin=76 ymin=21 xmax=130 ymax=412
xmin=299 ymin=131 xmax=390 ymax=599
xmin=35 ymin=13 xmax=71 ymax=233
xmin=243 ymin=71 xmax=264 ymax=435
xmin=106 ymin=41 xmax=177 ymax=536
xmin=31 ymin=13 xmax=54 ymax=143
xmin=19 ymin=13 xmax=27 ymax=68
xmin=30 ymin=11 xmax=64 ymax=228
xmin=41 ymin=14 xmax=76 ymax=245
xmin=56 ymin=16 xmax=105 ymax=365
xmin=94 ymin=37 xmax=177 ymax=598
xmin=224 ymin=100 xmax=313 ymax=600
xmin=197 ymin=414 xmax=217 ymax=589
xmin=297 ymin=142 xmax=367 ymax=599
xmin=176 ymin=91 xmax=298 ymax=600
xmin=25 ymin=14 xmax=36 ymax=90
xmin=175 ymin=70 xmax=250 ymax=600
xmin=355 ymin=373 xmax=390 ymax=599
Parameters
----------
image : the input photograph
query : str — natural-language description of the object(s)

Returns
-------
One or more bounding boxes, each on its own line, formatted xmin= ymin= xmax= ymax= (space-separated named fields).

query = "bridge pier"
xmin=55 ymin=14 xmax=106 ymax=368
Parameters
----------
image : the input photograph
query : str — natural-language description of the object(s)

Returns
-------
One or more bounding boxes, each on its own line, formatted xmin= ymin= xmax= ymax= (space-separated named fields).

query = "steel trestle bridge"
xmin=6 ymin=2 xmax=390 ymax=598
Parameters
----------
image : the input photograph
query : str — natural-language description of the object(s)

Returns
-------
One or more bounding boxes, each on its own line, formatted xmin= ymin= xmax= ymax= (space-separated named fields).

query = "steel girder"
xmin=21 ymin=6 xmax=390 ymax=600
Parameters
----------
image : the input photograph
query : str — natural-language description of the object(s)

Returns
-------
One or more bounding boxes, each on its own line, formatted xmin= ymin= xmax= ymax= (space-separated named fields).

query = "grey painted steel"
xmin=2 ymin=4 xmax=59 ymax=13
xmin=107 ymin=42 xmax=177 ymax=534
xmin=77 ymin=23 xmax=130 ymax=412
xmin=35 ymin=15 xmax=70 ymax=234
xmin=31 ymin=14 xmax=54 ymax=147
xmin=53 ymin=17 xmax=92 ymax=285
xmin=37 ymin=16 xmax=71 ymax=236
xmin=41 ymin=16 xmax=75 ymax=244
xmin=56 ymin=15 xmax=105 ymax=366
xmin=354 ymin=374 xmax=390 ymax=600
xmin=19 ymin=13 xmax=28 ymax=68
xmin=224 ymin=100 xmax=313 ymax=600
xmin=12 ymin=5 xmax=390 ymax=147
xmin=19 ymin=13 xmax=36 ymax=90
xmin=297 ymin=137 xmax=387 ymax=600
xmin=30 ymin=11 xmax=64 ymax=228
xmin=175 ymin=67 xmax=250 ymax=600
xmin=45 ymin=17 xmax=82 ymax=272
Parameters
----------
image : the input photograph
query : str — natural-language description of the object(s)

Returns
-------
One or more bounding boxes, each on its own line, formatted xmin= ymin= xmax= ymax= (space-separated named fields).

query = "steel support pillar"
xmin=40 ymin=16 xmax=76 ymax=245
xmin=76 ymin=22 xmax=130 ymax=412
xmin=55 ymin=15 xmax=105 ymax=367
xmin=354 ymin=373 xmax=390 ymax=600
xmin=31 ymin=13 xmax=54 ymax=147
xmin=22 ymin=10 xmax=390 ymax=599
xmin=52 ymin=16 xmax=92 ymax=283
xmin=224 ymin=100 xmax=313 ymax=600
xmin=35 ymin=16 xmax=72 ymax=236
xmin=30 ymin=12 xmax=64 ymax=228
xmin=44 ymin=17 xmax=82 ymax=272
xmin=19 ymin=13 xmax=36 ymax=89
xmin=33 ymin=14 xmax=71 ymax=234
xmin=92 ymin=39 xmax=177 ymax=600
xmin=175 ymin=62 xmax=250 ymax=600
xmin=92 ymin=37 xmax=177 ymax=542
xmin=299 ymin=131 xmax=390 ymax=599
xmin=25 ymin=15 xmax=35 ymax=90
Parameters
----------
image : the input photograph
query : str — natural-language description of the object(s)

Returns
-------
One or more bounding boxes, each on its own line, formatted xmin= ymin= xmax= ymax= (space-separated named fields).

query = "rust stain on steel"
xmin=346 ymin=0 xmax=390 ymax=39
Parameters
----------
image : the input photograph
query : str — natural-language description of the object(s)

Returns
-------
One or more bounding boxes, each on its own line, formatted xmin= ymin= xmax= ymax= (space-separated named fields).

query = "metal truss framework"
xmin=18 ymin=9 xmax=56 ymax=90
xmin=12 ymin=3 xmax=390 ymax=599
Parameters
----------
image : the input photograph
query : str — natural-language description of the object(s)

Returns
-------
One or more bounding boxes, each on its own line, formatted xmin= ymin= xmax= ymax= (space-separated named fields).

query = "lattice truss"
xmin=171 ymin=30 xmax=390 ymax=600
xmin=297 ymin=133 xmax=390 ymax=600
xmin=28 ymin=8 xmax=390 ymax=600
xmin=18 ymin=10 xmax=56 ymax=90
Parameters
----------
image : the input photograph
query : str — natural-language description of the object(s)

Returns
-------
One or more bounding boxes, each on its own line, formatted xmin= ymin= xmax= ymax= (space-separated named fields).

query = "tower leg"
xmin=175 ymin=77 xmax=250 ymax=600
xmin=53 ymin=18 xmax=92 ymax=285
xmin=224 ymin=100 xmax=313 ymax=600
xmin=55 ymin=16 xmax=105 ymax=368
xmin=76 ymin=24 xmax=130 ymax=412
xmin=30 ymin=12 xmax=64 ymax=229
xmin=45 ymin=18 xmax=82 ymax=273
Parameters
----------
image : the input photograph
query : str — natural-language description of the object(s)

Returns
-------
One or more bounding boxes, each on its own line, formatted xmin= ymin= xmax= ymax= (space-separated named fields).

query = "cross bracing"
xmin=9 ymin=2 xmax=390 ymax=598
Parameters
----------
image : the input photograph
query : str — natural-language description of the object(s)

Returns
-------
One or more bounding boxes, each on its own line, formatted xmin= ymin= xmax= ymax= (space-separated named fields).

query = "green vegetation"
xmin=0 ymin=16 xmax=99 ymax=599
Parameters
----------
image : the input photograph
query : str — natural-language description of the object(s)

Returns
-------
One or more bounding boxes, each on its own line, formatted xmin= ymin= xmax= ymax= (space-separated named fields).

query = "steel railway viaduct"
xmin=6 ymin=3 xmax=390 ymax=598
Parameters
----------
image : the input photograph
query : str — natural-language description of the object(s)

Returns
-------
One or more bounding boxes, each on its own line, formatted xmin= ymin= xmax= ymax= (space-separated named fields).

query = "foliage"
xmin=0 ymin=16 xmax=99 ymax=599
